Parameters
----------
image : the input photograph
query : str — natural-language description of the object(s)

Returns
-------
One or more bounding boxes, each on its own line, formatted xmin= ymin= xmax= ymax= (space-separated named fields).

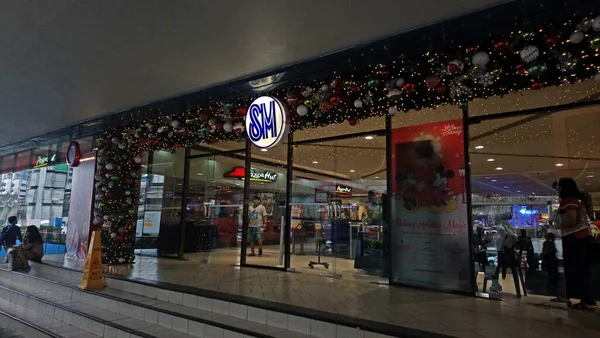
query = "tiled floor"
xmin=44 ymin=253 xmax=600 ymax=338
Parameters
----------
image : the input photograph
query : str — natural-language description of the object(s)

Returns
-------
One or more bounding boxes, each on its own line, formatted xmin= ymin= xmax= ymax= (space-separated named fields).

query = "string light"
xmin=95 ymin=12 xmax=600 ymax=265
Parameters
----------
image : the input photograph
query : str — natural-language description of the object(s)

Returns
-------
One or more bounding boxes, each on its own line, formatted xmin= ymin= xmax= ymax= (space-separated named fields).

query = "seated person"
xmin=17 ymin=226 xmax=44 ymax=267
xmin=1 ymin=216 xmax=22 ymax=263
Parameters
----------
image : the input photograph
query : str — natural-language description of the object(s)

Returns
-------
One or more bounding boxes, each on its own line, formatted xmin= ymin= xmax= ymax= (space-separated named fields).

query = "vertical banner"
xmin=390 ymin=119 xmax=470 ymax=292
xmin=66 ymin=153 xmax=96 ymax=259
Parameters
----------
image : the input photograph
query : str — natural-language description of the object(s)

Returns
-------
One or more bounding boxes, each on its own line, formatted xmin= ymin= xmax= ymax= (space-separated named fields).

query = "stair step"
xmin=0 ymin=296 xmax=94 ymax=338
xmin=23 ymin=262 xmax=414 ymax=338
xmin=0 ymin=273 xmax=214 ymax=338
xmin=0 ymin=267 xmax=346 ymax=338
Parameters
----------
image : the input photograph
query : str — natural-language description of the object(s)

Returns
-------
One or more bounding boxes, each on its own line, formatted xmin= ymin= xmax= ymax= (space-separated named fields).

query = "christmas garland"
xmin=96 ymin=13 xmax=600 ymax=264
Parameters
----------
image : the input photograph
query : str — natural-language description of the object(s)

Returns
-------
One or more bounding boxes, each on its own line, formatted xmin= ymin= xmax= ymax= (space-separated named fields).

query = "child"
xmin=542 ymin=233 xmax=560 ymax=300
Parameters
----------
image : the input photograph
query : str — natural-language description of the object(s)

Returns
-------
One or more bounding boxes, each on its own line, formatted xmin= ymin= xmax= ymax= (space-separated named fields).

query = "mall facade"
xmin=1 ymin=5 xmax=600 ymax=301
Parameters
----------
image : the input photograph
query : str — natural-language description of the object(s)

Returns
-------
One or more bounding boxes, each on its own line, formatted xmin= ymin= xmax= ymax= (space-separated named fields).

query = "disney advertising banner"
xmin=66 ymin=153 xmax=96 ymax=260
xmin=390 ymin=119 xmax=471 ymax=292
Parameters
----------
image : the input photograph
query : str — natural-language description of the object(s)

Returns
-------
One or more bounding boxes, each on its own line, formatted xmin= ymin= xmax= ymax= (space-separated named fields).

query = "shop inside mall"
xmin=126 ymin=78 xmax=600 ymax=301
xmin=3 ymin=10 xmax=598 ymax=303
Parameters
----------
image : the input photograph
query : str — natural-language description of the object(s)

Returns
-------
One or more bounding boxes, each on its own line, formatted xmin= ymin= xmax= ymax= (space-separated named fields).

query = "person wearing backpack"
xmin=0 ymin=216 xmax=23 ymax=263
xmin=555 ymin=178 xmax=596 ymax=310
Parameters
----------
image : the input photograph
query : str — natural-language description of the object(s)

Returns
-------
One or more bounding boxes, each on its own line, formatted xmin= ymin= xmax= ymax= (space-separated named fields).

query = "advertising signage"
xmin=246 ymin=96 xmax=289 ymax=149
xmin=224 ymin=167 xmax=278 ymax=183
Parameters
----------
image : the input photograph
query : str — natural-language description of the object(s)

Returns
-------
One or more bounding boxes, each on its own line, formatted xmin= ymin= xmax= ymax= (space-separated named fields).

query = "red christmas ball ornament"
xmin=124 ymin=177 xmax=134 ymax=185
xmin=329 ymin=96 xmax=341 ymax=105
xmin=424 ymin=75 xmax=441 ymax=89
xmin=348 ymin=119 xmax=358 ymax=126
xmin=350 ymin=86 xmax=359 ymax=93
xmin=286 ymin=95 xmax=298 ymax=106
xmin=447 ymin=59 xmax=464 ymax=75
xmin=494 ymin=41 xmax=509 ymax=51
xmin=236 ymin=106 xmax=248 ymax=116
xmin=436 ymin=85 xmax=447 ymax=95
xmin=531 ymin=82 xmax=544 ymax=90
xmin=402 ymin=83 xmax=416 ymax=94
xmin=105 ymin=192 xmax=112 ymax=199
xmin=319 ymin=101 xmax=333 ymax=112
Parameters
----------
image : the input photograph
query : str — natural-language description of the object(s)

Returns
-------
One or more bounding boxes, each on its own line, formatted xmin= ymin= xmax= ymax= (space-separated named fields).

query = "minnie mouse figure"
xmin=431 ymin=165 xmax=458 ymax=213
xmin=395 ymin=172 xmax=424 ymax=213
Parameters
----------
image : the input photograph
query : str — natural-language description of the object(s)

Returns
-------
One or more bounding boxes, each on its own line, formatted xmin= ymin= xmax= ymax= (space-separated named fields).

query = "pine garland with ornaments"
xmin=97 ymin=13 xmax=600 ymax=264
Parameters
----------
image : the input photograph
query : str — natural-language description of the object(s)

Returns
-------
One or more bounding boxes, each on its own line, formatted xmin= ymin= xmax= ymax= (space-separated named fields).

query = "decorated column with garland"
xmin=95 ymin=13 xmax=600 ymax=264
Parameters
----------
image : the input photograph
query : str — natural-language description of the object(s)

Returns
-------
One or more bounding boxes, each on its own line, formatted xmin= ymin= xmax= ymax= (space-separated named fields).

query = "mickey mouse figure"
xmin=431 ymin=165 xmax=458 ymax=213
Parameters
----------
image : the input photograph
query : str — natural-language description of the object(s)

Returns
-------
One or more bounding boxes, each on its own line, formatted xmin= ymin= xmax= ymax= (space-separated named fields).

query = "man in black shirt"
xmin=1 ymin=216 xmax=22 ymax=262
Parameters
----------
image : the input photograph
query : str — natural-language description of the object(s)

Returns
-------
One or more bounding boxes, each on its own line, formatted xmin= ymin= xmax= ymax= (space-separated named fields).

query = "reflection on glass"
xmin=183 ymin=154 xmax=245 ymax=266
xmin=291 ymin=136 xmax=388 ymax=280
xmin=135 ymin=149 xmax=185 ymax=257
xmin=470 ymin=104 xmax=600 ymax=301
xmin=246 ymin=143 xmax=288 ymax=268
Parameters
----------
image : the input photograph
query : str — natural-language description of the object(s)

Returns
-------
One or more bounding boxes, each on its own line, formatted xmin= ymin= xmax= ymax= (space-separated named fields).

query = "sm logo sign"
xmin=246 ymin=96 xmax=288 ymax=149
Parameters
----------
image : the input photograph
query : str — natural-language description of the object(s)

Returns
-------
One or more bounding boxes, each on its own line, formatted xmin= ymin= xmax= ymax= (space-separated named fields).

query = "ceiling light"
xmin=475 ymin=145 xmax=484 ymax=149
xmin=374 ymin=176 xmax=380 ymax=179
xmin=517 ymin=190 xmax=521 ymax=193
xmin=487 ymin=158 xmax=495 ymax=162
xmin=587 ymin=175 xmax=594 ymax=178
xmin=365 ymin=136 xmax=374 ymax=140
xmin=312 ymin=161 xmax=319 ymax=164
xmin=491 ymin=180 xmax=497 ymax=182
xmin=350 ymin=170 xmax=356 ymax=173
xmin=197 ymin=173 xmax=203 ymax=176
xmin=555 ymin=163 xmax=564 ymax=167
xmin=496 ymin=167 xmax=503 ymax=171
xmin=261 ymin=149 xmax=268 ymax=152
xmin=504 ymin=186 xmax=509 ymax=189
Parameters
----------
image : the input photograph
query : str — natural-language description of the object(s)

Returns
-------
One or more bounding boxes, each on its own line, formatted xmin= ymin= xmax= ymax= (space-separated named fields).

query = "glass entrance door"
xmin=183 ymin=154 xmax=245 ymax=265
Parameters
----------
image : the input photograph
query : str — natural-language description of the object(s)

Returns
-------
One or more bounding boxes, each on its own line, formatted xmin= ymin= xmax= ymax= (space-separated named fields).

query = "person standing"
xmin=248 ymin=196 xmax=267 ymax=256
xmin=555 ymin=178 xmax=596 ymax=310
xmin=0 ymin=216 xmax=22 ymax=263
xmin=542 ymin=232 xmax=560 ymax=300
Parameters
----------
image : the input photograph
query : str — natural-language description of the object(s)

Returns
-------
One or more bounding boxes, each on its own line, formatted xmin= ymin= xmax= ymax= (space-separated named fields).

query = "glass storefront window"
xmin=468 ymin=79 xmax=600 ymax=118
xmin=245 ymin=141 xmax=288 ymax=268
xmin=469 ymin=100 xmax=600 ymax=300
xmin=136 ymin=149 xmax=186 ymax=257
xmin=292 ymin=131 xmax=388 ymax=279
xmin=0 ymin=139 xmax=87 ymax=252
xmin=1 ymin=155 xmax=14 ymax=174
xmin=184 ymin=154 xmax=246 ymax=265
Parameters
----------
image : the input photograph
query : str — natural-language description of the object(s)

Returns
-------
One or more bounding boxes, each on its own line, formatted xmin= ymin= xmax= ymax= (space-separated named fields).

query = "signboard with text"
xmin=390 ymin=119 xmax=470 ymax=292
xmin=246 ymin=96 xmax=288 ymax=149
xmin=224 ymin=167 xmax=278 ymax=183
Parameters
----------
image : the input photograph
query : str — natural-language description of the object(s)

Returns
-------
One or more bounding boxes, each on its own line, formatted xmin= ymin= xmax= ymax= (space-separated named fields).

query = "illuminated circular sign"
xmin=246 ymin=96 xmax=288 ymax=149
xmin=66 ymin=141 xmax=81 ymax=167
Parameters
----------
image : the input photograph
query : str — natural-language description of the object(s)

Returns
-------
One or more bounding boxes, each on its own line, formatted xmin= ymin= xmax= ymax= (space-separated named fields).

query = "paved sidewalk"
xmin=44 ymin=255 xmax=600 ymax=338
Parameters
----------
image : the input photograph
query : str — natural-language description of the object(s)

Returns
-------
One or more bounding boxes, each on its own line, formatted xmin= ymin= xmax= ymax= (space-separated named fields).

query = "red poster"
xmin=390 ymin=119 xmax=471 ymax=292
xmin=66 ymin=153 xmax=96 ymax=259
